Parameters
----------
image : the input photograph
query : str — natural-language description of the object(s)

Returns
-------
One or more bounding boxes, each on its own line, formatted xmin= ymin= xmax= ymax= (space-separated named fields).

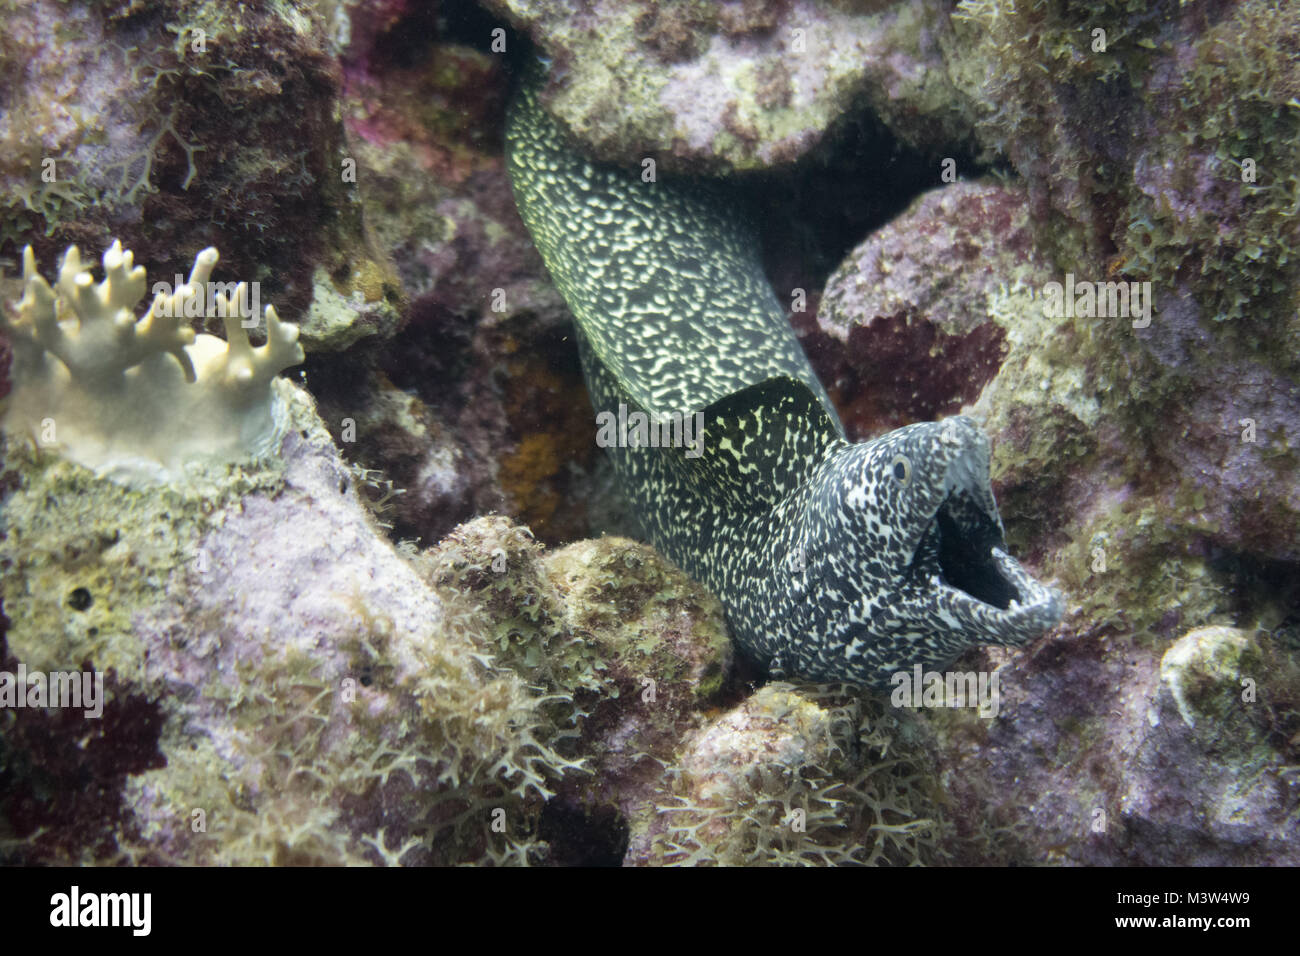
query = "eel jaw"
xmin=905 ymin=437 xmax=1063 ymax=646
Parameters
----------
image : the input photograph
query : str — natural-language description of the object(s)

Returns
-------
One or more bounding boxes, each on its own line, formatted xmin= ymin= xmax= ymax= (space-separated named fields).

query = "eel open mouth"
xmin=908 ymin=445 xmax=1060 ymax=625
xmin=933 ymin=495 xmax=1017 ymax=609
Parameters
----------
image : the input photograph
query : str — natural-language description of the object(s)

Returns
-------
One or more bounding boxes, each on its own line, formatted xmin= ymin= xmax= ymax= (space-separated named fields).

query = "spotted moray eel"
xmin=505 ymin=64 xmax=1063 ymax=689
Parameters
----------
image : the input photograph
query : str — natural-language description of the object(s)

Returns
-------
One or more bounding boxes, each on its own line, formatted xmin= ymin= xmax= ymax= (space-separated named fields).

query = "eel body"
xmin=505 ymin=67 xmax=1063 ymax=688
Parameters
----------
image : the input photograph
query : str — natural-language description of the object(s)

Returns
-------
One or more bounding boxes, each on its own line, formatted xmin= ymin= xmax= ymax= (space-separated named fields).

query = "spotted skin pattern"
xmin=506 ymin=68 xmax=1063 ymax=689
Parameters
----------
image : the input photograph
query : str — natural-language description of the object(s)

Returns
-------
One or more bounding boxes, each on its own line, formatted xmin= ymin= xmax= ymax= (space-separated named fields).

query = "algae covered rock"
xmin=483 ymin=0 xmax=973 ymax=173
xmin=0 ymin=316 xmax=730 ymax=868
xmin=0 ymin=486 xmax=742 ymax=865
xmin=810 ymin=180 xmax=1051 ymax=437
xmin=932 ymin=625 xmax=1300 ymax=865
xmin=0 ymin=384 xmax=584 ymax=865
xmin=632 ymin=683 xmax=950 ymax=866
xmin=943 ymin=0 xmax=1300 ymax=572
xmin=298 ymin=263 xmax=404 ymax=351
xmin=1159 ymin=626 xmax=1267 ymax=736
xmin=323 ymin=23 xmax=595 ymax=543
xmin=424 ymin=515 xmax=735 ymax=863
xmin=543 ymin=536 xmax=733 ymax=704
xmin=310 ymin=368 xmax=484 ymax=544
xmin=0 ymin=0 xmax=365 ymax=319
xmin=949 ymin=0 xmax=1300 ymax=328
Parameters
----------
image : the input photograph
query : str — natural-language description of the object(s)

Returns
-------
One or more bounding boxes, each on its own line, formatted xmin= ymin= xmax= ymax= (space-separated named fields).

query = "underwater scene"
xmin=0 ymin=0 xmax=1297 ymax=869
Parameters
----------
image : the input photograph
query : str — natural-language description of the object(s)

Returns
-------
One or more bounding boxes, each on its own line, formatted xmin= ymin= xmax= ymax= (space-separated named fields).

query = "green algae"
xmin=650 ymin=683 xmax=952 ymax=866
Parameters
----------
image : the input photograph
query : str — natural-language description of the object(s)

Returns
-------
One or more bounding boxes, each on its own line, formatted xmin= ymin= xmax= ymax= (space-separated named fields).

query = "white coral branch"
xmin=16 ymin=241 xmax=198 ymax=383
xmin=1 ymin=239 xmax=307 ymax=484
xmin=210 ymin=298 xmax=303 ymax=393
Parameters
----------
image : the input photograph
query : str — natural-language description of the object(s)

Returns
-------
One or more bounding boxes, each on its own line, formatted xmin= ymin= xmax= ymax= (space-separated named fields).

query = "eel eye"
xmin=890 ymin=454 xmax=912 ymax=486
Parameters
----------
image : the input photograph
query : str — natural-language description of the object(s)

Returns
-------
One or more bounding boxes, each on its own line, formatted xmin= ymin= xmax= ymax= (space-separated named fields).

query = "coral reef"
xmin=3 ymin=0 xmax=1299 ymax=869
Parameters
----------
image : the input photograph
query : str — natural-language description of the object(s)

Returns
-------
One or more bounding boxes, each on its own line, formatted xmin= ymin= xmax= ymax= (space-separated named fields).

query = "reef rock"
xmin=934 ymin=626 xmax=1300 ymax=864
xmin=947 ymin=0 xmax=1300 ymax=568
xmin=626 ymin=682 xmax=950 ymax=866
xmin=483 ymin=0 xmax=974 ymax=172
xmin=0 ymin=404 xmax=734 ymax=863
xmin=426 ymin=516 xmax=735 ymax=863
xmin=0 ymin=383 xmax=579 ymax=864
xmin=0 ymin=0 xmax=367 ymax=328
xmin=318 ymin=13 xmax=594 ymax=543
xmin=808 ymin=180 xmax=1051 ymax=438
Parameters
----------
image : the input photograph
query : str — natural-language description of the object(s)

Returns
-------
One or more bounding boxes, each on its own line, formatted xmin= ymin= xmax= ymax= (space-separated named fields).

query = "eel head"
xmin=820 ymin=416 xmax=1063 ymax=675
